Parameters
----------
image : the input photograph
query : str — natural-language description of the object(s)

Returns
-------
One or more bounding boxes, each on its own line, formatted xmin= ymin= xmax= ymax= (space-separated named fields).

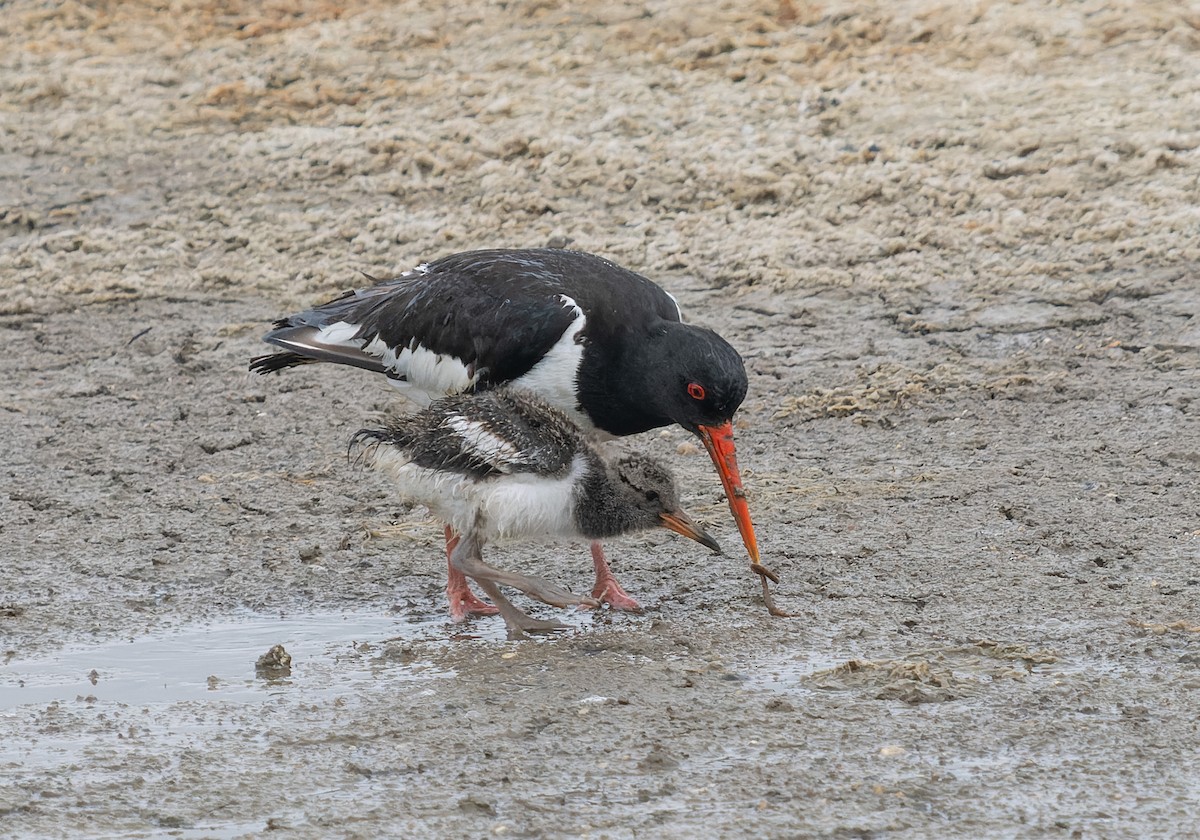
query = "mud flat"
xmin=3 ymin=1 xmax=1199 ymax=836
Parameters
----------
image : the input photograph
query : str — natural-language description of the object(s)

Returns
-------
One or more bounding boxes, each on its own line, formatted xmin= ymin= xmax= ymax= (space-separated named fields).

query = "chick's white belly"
xmin=372 ymin=450 xmax=586 ymax=542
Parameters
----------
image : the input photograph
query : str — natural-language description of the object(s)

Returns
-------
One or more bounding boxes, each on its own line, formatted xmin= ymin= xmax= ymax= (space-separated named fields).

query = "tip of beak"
xmin=744 ymin=537 xmax=760 ymax=565
xmin=695 ymin=530 xmax=723 ymax=555
xmin=659 ymin=511 xmax=722 ymax=554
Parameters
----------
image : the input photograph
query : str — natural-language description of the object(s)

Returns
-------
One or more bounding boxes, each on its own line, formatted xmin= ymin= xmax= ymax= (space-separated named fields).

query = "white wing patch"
xmin=315 ymin=320 xmax=362 ymax=346
xmin=396 ymin=341 xmax=476 ymax=396
xmin=510 ymin=295 xmax=588 ymax=427
xmin=445 ymin=416 xmax=522 ymax=470
xmin=316 ymin=320 xmax=479 ymax=401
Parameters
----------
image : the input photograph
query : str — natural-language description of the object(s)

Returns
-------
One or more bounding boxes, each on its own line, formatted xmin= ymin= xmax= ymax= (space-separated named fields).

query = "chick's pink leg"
xmin=589 ymin=542 xmax=642 ymax=612
xmin=445 ymin=526 xmax=499 ymax=621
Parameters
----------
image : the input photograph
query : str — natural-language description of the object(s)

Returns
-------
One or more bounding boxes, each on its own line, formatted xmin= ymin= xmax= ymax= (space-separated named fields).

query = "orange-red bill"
xmin=659 ymin=511 xmax=722 ymax=554
xmin=697 ymin=420 xmax=760 ymax=565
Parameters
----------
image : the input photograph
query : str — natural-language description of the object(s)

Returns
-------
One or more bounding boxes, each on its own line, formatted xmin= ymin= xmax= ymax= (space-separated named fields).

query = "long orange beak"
xmin=697 ymin=420 xmax=760 ymax=565
xmin=659 ymin=510 xmax=722 ymax=554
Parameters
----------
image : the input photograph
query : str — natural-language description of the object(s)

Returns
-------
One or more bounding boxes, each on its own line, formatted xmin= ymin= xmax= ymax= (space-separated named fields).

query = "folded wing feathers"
xmin=444 ymin=416 xmax=524 ymax=472
xmin=351 ymin=390 xmax=582 ymax=481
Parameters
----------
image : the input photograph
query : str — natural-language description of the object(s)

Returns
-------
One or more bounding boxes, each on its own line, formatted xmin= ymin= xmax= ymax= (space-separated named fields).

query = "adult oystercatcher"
xmin=250 ymin=248 xmax=758 ymax=617
xmin=351 ymin=388 xmax=721 ymax=638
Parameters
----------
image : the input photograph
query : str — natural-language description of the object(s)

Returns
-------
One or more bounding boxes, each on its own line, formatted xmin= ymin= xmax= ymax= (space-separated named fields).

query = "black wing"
xmin=249 ymin=249 xmax=682 ymax=390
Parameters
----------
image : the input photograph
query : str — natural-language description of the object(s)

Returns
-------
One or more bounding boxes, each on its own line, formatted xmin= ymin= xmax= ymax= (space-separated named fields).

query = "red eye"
xmin=687 ymin=383 xmax=706 ymax=401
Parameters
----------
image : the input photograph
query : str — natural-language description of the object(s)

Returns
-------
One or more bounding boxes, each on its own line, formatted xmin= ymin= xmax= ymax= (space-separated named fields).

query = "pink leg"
xmin=445 ymin=526 xmax=499 ymax=622
xmin=589 ymin=542 xmax=642 ymax=612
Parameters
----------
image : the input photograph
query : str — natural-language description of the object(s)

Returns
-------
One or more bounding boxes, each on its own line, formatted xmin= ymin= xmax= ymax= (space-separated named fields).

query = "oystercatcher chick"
xmin=352 ymin=388 xmax=721 ymax=639
xmin=251 ymin=248 xmax=757 ymax=619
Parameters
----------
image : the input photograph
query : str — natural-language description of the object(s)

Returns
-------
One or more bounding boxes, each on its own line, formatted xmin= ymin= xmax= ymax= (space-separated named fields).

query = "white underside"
xmin=508 ymin=295 xmax=589 ymax=428
xmin=368 ymin=447 xmax=588 ymax=542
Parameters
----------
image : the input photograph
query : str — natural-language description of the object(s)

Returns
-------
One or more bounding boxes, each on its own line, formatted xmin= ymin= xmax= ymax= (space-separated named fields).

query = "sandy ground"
xmin=3 ymin=0 xmax=1200 ymax=836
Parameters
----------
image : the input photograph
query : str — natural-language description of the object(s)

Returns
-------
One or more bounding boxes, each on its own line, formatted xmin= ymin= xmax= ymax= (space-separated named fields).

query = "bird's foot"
xmin=447 ymin=585 xmax=500 ymax=623
xmin=503 ymin=614 xmax=572 ymax=641
xmin=588 ymin=577 xmax=643 ymax=612
xmin=585 ymin=542 xmax=642 ymax=612
xmin=468 ymin=577 xmax=575 ymax=640
xmin=445 ymin=534 xmax=501 ymax=622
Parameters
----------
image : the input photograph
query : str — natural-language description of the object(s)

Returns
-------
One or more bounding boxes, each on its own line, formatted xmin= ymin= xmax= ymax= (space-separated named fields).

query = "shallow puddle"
xmin=0 ymin=603 xmax=608 ymax=713
xmin=0 ymin=611 xmax=456 ymax=710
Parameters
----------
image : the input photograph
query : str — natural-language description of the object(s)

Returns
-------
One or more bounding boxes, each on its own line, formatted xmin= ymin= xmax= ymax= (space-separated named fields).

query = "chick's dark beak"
xmin=659 ymin=510 xmax=722 ymax=554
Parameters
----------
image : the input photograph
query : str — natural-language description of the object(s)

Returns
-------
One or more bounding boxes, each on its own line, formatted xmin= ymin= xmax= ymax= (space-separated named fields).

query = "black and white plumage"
xmin=352 ymin=388 xmax=720 ymax=638
xmin=250 ymin=248 xmax=760 ymax=573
